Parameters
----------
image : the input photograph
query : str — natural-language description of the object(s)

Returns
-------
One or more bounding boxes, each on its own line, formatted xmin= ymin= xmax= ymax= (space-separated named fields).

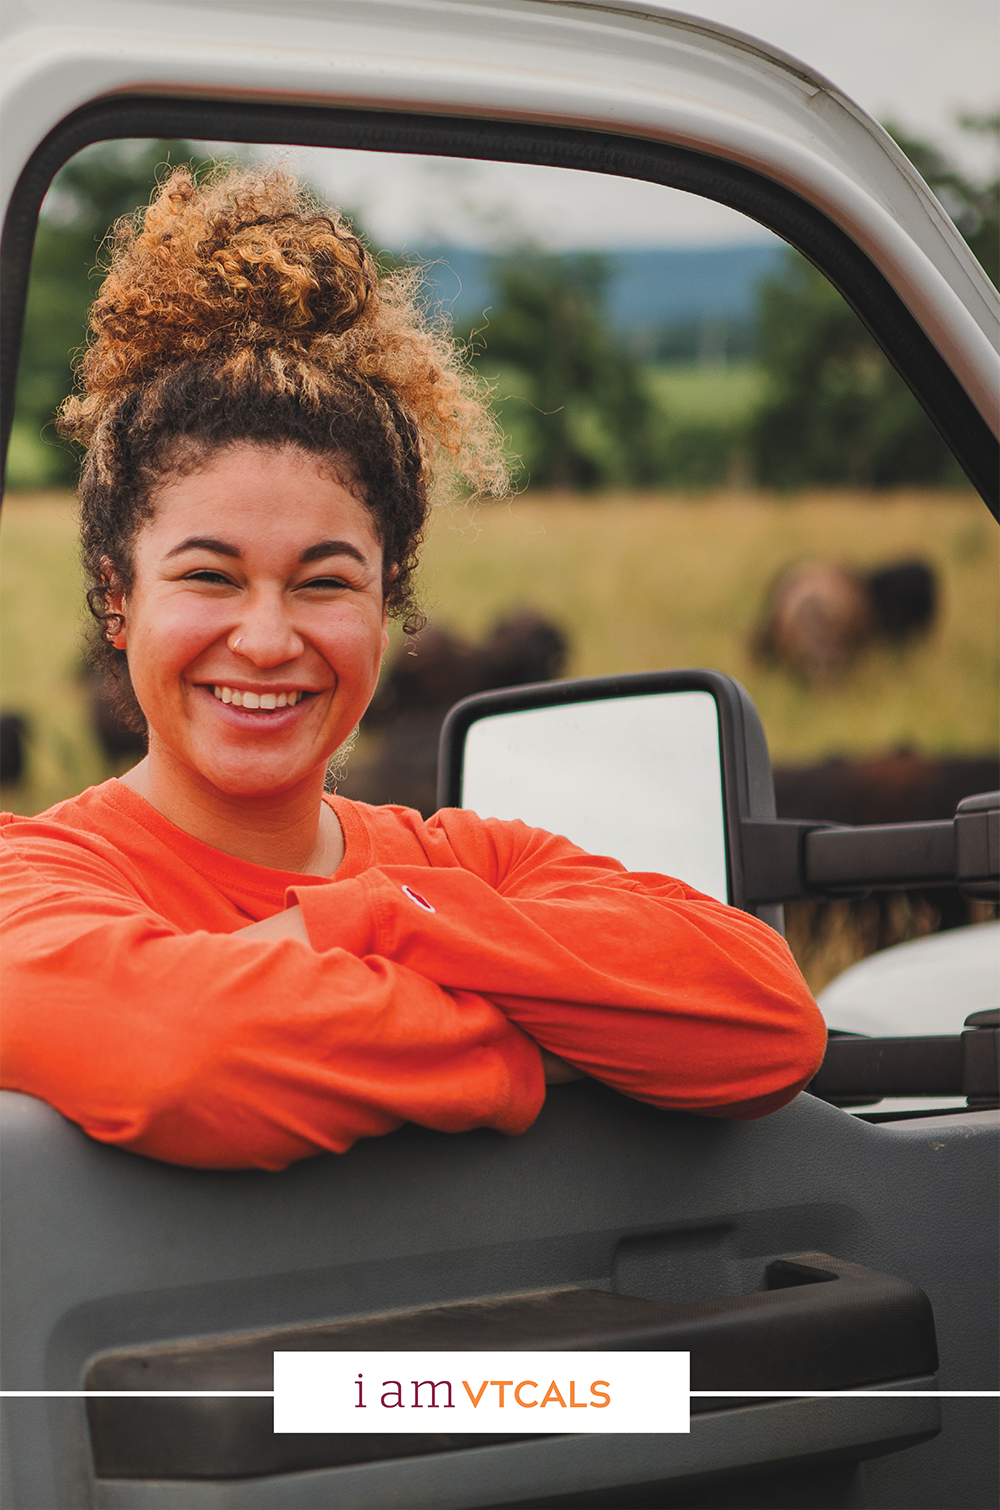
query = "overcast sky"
xmin=252 ymin=0 xmax=998 ymax=250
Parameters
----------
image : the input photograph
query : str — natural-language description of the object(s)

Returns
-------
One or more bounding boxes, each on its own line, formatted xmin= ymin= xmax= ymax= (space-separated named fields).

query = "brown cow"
xmin=773 ymin=750 xmax=998 ymax=828
xmin=754 ymin=558 xmax=937 ymax=683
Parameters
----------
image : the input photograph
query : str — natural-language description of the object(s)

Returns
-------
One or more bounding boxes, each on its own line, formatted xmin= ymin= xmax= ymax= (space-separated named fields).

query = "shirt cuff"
xmin=285 ymin=873 xmax=383 ymax=956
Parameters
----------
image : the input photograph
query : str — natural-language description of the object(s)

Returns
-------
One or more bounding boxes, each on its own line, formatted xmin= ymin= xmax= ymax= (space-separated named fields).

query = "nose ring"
xmin=233 ymin=636 xmax=243 ymax=651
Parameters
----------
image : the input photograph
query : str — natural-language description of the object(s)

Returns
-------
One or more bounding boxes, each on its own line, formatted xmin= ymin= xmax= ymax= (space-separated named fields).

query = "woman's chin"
xmin=145 ymin=707 xmax=359 ymax=804
xmin=173 ymin=747 xmax=328 ymax=803
xmin=209 ymin=764 xmax=324 ymax=801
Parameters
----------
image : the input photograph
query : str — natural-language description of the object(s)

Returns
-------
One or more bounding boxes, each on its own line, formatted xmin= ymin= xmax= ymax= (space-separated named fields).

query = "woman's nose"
xmin=227 ymin=594 xmax=304 ymax=666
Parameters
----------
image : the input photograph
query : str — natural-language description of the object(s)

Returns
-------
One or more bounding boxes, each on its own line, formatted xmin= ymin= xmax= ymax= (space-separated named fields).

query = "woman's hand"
xmin=239 ymin=907 xmax=310 ymax=943
xmin=540 ymin=1050 xmax=585 ymax=1084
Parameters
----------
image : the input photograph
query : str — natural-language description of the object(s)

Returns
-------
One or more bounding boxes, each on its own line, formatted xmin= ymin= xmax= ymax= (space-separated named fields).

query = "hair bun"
xmin=82 ymin=167 xmax=376 ymax=391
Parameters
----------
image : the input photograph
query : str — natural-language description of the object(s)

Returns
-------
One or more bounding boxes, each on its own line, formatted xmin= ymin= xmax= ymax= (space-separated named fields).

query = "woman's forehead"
xmin=143 ymin=444 xmax=382 ymax=559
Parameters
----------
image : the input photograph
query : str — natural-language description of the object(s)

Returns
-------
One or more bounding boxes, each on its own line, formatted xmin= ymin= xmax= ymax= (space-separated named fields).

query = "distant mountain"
xmin=409 ymin=243 xmax=786 ymax=330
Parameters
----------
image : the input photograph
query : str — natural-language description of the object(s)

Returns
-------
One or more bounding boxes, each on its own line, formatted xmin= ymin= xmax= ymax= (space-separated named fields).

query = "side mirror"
xmin=438 ymin=669 xmax=785 ymax=929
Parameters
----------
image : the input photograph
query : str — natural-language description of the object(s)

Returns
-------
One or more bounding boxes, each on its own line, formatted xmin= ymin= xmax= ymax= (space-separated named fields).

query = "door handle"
xmin=86 ymin=1251 xmax=936 ymax=1481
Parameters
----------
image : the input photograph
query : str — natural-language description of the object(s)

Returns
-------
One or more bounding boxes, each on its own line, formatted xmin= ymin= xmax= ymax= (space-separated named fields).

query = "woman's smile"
xmin=196 ymin=682 xmax=317 ymax=730
xmin=210 ymin=686 xmax=307 ymax=710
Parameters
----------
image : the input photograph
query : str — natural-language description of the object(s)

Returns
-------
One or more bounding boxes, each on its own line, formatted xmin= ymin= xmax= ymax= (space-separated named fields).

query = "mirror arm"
xmin=741 ymin=793 xmax=999 ymax=903
xmin=805 ymin=819 xmax=956 ymax=895
xmin=807 ymin=1010 xmax=999 ymax=1107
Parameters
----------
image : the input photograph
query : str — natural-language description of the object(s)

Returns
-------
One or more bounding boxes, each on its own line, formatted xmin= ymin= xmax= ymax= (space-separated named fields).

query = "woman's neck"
xmin=118 ymin=754 xmax=345 ymax=876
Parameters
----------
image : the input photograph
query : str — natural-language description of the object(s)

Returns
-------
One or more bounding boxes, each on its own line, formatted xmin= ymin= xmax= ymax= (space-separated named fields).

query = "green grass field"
xmin=2 ymin=486 xmax=997 ymax=820
xmin=645 ymin=362 xmax=766 ymax=425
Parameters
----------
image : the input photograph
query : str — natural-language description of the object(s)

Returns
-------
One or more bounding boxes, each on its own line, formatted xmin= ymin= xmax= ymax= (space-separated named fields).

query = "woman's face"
xmin=111 ymin=442 xmax=389 ymax=800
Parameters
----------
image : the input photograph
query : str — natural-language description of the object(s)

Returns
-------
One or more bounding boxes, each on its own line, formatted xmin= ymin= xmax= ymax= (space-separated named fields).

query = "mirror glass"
xmin=460 ymin=690 xmax=729 ymax=901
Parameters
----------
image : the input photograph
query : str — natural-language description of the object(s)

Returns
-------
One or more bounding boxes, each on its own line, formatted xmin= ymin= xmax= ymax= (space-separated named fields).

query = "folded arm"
xmin=289 ymin=819 xmax=827 ymax=1119
xmin=0 ymin=850 xmax=544 ymax=1170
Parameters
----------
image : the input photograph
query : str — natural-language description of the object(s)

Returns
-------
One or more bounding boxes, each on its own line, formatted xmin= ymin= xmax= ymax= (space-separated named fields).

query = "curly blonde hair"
xmin=59 ymin=164 xmax=507 ymax=729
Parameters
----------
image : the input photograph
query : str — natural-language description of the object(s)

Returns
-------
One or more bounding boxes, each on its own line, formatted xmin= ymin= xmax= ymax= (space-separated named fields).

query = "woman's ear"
xmin=101 ymin=559 xmax=128 ymax=650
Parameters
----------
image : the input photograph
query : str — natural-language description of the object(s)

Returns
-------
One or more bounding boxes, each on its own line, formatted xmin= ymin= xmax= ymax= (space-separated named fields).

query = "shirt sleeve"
xmin=291 ymin=817 xmax=827 ymax=1120
xmin=0 ymin=843 xmax=544 ymax=1170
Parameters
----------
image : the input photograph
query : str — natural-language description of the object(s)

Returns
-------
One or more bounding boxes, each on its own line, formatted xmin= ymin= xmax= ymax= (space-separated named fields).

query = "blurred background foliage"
xmin=7 ymin=139 xmax=221 ymax=489
xmin=750 ymin=256 xmax=963 ymax=490
xmin=467 ymin=115 xmax=997 ymax=493
xmin=458 ymin=252 xmax=665 ymax=490
xmin=749 ymin=113 xmax=999 ymax=491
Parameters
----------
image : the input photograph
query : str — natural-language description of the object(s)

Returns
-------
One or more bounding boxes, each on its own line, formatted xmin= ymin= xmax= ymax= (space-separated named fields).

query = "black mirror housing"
xmin=438 ymin=668 xmax=785 ymax=930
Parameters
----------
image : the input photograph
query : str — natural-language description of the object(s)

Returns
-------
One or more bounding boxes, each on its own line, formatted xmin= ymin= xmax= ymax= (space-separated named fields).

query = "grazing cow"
xmin=0 ymin=713 xmax=28 ymax=786
xmin=773 ymin=750 xmax=999 ymax=827
xmin=754 ymin=557 xmax=937 ymax=682
xmin=339 ymin=610 xmax=568 ymax=815
xmin=867 ymin=560 xmax=936 ymax=639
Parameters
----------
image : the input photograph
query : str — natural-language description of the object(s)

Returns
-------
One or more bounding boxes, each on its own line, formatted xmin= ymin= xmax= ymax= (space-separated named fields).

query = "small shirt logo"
xmin=401 ymin=884 xmax=436 ymax=913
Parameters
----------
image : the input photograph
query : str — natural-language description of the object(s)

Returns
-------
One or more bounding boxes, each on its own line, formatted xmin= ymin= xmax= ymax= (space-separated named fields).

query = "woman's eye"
xmin=185 ymin=570 xmax=233 ymax=586
xmin=299 ymin=576 xmax=350 ymax=591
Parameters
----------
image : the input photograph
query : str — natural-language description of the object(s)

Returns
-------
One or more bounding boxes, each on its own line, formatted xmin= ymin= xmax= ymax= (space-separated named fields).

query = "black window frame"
xmin=1 ymin=93 xmax=997 ymax=513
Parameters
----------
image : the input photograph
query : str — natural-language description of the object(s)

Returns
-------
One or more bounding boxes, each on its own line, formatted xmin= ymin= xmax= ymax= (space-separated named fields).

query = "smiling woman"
xmin=0 ymin=164 xmax=825 ymax=1170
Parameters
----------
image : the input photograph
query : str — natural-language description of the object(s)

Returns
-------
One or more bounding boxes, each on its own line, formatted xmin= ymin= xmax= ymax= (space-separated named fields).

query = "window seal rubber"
xmin=1 ymin=93 xmax=997 ymax=514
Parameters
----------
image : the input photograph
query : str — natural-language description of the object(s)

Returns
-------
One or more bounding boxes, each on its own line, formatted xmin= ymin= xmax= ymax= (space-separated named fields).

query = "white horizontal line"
xmin=1 ymin=1391 xmax=275 ymax=1398
xmin=2 ymin=1390 xmax=997 ymax=1399
xmin=690 ymin=1390 xmax=999 ymax=1398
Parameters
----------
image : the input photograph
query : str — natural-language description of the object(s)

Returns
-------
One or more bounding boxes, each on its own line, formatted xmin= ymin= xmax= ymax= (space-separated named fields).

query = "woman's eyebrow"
xmin=299 ymin=540 xmax=367 ymax=566
xmin=162 ymin=538 xmax=367 ymax=565
xmin=165 ymin=536 xmax=240 ymax=559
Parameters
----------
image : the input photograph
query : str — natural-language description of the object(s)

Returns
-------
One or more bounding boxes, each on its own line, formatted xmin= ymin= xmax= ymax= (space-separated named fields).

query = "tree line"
xmin=7 ymin=118 xmax=997 ymax=493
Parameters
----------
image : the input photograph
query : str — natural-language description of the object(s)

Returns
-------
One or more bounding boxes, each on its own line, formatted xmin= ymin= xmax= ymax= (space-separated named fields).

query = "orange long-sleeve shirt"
xmin=1 ymin=780 xmax=825 ymax=1170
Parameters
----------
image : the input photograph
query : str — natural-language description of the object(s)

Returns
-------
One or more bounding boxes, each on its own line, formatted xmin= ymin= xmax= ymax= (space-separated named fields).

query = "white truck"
xmin=2 ymin=5 xmax=997 ymax=1507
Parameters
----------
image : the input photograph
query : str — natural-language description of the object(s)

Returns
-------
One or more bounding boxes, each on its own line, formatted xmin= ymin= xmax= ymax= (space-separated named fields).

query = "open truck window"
xmin=5 ymin=135 xmax=996 ymax=994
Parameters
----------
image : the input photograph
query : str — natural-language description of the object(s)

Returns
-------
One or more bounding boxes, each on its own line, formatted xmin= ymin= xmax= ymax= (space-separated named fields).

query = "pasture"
xmin=416 ymin=486 xmax=997 ymax=754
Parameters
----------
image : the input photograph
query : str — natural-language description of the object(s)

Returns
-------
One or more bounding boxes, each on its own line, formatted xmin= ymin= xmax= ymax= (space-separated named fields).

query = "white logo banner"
xmin=273 ymin=1351 xmax=690 ymax=1434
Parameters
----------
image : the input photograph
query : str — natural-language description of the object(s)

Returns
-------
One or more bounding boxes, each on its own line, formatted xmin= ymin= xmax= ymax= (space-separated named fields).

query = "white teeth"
xmin=212 ymin=686 xmax=303 ymax=709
